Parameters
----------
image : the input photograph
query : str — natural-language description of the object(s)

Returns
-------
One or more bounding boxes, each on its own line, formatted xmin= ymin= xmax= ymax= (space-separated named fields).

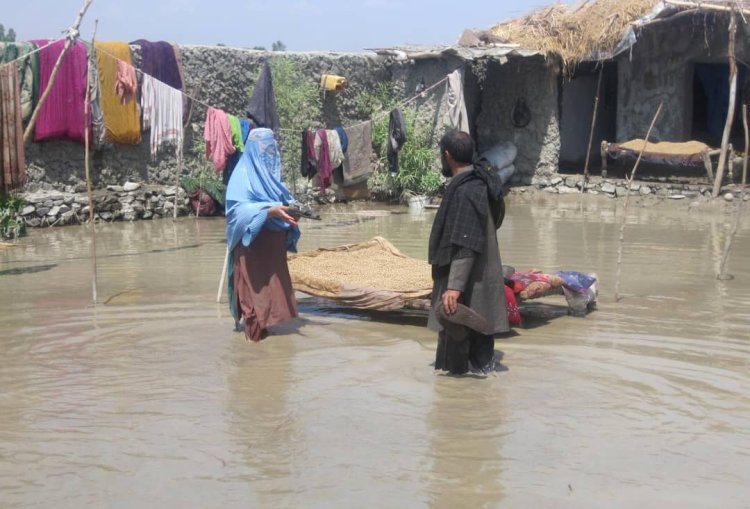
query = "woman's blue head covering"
xmin=225 ymin=128 xmax=299 ymax=254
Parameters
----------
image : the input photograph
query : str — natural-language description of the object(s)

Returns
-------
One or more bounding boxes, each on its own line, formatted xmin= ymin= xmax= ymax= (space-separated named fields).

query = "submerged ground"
xmin=1 ymin=194 xmax=748 ymax=508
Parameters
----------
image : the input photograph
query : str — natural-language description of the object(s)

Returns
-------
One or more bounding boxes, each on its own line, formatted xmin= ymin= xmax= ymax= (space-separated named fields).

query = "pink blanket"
xmin=31 ymin=39 xmax=89 ymax=143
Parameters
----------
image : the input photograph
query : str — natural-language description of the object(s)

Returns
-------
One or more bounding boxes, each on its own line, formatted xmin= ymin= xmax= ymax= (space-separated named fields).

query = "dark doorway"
xmin=692 ymin=62 xmax=748 ymax=150
xmin=559 ymin=62 xmax=618 ymax=173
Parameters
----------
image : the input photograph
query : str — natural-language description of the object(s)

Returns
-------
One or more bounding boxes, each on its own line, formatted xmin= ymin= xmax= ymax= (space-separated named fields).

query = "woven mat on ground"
xmin=288 ymin=236 xmax=432 ymax=311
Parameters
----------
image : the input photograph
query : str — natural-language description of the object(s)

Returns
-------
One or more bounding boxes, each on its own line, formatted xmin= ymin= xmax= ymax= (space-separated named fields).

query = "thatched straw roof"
xmin=486 ymin=0 xmax=750 ymax=72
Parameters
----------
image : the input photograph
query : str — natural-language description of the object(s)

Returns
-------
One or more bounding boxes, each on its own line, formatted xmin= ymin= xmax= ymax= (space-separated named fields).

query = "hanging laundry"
xmin=31 ymin=39 xmax=89 ymax=143
xmin=129 ymin=40 xmax=183 ymax=90
xmin=446 ymin=68 xmax=470 ymax=133
xmin=0 ymin=61 xmax=25 ymax=194
xmin=315 ymin=128 xmax=332 ymax=193
xmin=0 ymin=42 xmax=39 ymax=123
xmin=342 ymin=121 xmax=373 ymax=187
xmin=140 ymin=74 xmax=183 ymax=158
xmin=87 ymin=48 xmax=106 ymax=148
xmin=228 ymin=115 xmax=245 ymax=153
xmin=335 ymin=126 xmax=348 ymax=153
xmin=95 ymin=42 xmax=141 ymax=145
xmin=300 ymin=128 xmax=317 ymax=178
xmin=204 ymin=107 xmax=236 ymax=171
xmin=315 ymin=129 xmax=345 ymax=169
xmin=224 ymin=118 xmax=253 ymax=186
xmin=387 ymin=108 xmax=407 ymax=175
xmin=246 ymin=61 xmax=280 ymax=131
xmin=115 ymin=60 xmax=137 ymax=105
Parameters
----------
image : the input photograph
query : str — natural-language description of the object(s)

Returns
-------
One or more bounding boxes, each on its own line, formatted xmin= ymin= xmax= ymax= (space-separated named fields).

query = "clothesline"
xmin=91 ymin=41 xmax=459 ymax=135
xmin=0 ymin=38 xmax=66 ymax=68
xmin=276 ymin=72 xmax=454 ymax=134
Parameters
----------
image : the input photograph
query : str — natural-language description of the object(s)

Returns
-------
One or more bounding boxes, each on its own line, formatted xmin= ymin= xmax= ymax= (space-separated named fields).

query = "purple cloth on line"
xmin=129 ymin=40 xmax=183 ymax=90
xmin=31 ymin=39 xmax=89 ymax=143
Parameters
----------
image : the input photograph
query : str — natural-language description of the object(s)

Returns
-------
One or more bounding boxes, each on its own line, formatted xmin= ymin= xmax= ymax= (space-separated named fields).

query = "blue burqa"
xmin=225 ymin=128 xmax=299 ymax=320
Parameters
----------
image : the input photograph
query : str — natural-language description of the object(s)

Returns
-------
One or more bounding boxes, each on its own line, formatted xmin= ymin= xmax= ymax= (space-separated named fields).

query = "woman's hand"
xmin=268 ymin=205 xmax=298 ymax=226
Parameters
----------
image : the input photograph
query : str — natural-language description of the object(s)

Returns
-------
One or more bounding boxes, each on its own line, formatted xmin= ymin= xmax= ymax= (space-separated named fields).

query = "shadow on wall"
xmin=474 ymin=56 xmax=561 ymax=185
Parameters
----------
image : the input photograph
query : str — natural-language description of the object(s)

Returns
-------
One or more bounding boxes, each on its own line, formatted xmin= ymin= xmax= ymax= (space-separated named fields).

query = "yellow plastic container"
xmin=320 ymin=74 xmax=347 ymax=92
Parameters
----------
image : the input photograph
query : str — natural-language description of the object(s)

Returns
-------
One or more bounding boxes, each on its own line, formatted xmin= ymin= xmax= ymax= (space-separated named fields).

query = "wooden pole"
xmin=23 ymin=0 xmax=94 ymax=143
xmin=743 ymin=104 xmax=749 ymax=187
xmin=713 ymin=12 xmax=738 ymax=198
xmin=216 ymin=246 xmax=229 ymax=303
xmin=173 ymin=147 xmax=182 ymax=221
xmin=718 ymin=103 xmax=749 ymax=279
xmin=664 ymin=0 xmax=750 ymax=17
xmin=615 ymin=102 xmax=663 ymax=302
xmin=583 ymin=67 xmax=604 ymax=192
xmin=84 ymin=20 xmax=98 ymax=304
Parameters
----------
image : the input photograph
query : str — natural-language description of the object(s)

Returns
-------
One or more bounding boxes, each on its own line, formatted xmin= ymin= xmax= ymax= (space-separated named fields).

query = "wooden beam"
xmin=664 ymin=0 xmax=750 ymax=17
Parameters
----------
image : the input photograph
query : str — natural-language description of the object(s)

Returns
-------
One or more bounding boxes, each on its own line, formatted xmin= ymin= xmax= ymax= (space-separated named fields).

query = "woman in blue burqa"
xmin=226 ymin=128 xmax=300 ymax=341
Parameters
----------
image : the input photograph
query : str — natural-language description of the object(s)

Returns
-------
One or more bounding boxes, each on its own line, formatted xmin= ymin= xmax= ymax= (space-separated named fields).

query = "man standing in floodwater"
xmin=427 ymin=131 xmax=509 ymax=375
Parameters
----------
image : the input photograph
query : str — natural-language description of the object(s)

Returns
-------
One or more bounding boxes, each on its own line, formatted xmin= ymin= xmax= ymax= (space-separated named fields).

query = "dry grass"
xmin=489 ymin=0 xmax=660 ymax=72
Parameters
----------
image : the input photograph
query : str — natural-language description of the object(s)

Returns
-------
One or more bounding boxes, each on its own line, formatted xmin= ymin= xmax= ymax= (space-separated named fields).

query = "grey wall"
xmin=616 ymin=13 xmax=750 ymax=143
xmin=23 ymin=47 xmax=428 ymax=193
xmin=475 ymin=56 xmax=561 ymax=183
xmin=22 ymin=45 xmax=564 ymax=194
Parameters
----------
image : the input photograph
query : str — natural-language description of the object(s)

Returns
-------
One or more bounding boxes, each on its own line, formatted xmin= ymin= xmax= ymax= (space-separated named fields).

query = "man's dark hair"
xmin=439 ymin=130 xmax=475 ymax=165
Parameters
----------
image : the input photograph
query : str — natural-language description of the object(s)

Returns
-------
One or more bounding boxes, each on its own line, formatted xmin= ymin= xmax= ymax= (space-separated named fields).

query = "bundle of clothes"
xmin=504 ymin=268 xmax=598 ymax=325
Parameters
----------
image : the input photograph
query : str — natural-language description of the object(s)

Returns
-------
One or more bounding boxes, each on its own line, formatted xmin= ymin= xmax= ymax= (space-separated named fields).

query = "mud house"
xmin=480 ymin=0 xmax=750 ymax=181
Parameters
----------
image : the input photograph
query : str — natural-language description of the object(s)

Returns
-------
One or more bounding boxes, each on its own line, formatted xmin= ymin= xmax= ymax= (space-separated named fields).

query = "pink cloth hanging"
xmin=31 ymin=39 xmax=89 ymax=143
xmin=115 ymin=60 xmax=137 ymax=105
xmin=204 ymin=107 xmax=235 ymax=171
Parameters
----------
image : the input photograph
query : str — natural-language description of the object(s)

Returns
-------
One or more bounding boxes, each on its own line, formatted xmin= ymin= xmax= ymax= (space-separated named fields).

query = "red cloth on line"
xmin=31 ymin=39 xmax=89 ymax=143
xmin=232 ymin=228 xmax=298 ymax=342
xmin=204 ymin=107 xmax=236 ymax=171
xmin=316 ymin=128 xmax=332 ymax=193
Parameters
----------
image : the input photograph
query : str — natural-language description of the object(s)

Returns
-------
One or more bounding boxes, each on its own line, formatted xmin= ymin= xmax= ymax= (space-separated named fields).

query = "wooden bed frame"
xmin=600 ymin=140 xmax=732 ymax=181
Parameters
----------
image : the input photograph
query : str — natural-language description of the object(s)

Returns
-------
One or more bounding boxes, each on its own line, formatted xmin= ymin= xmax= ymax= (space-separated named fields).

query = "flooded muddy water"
xmin=1 ymin=194 xmax=749 ymax=508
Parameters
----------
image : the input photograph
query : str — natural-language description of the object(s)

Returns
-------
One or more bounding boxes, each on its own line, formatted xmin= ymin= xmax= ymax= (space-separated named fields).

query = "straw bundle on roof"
xmin=489 ymin=0 xmax=660 ymax=71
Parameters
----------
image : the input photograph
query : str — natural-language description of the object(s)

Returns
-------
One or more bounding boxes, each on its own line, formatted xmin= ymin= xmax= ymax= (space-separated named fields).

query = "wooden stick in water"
xmin=614 ymin=102 xmax=663 ymax=302
xmin=216 ymin=246 xmax=230 ymax=304
xmin=84 ymin=19 xmax=99 ymax=304
xmin=718 ymin=102 xmax=749 ymax=280
xmin=713 ymin=12 xmax=738 ymax=198
xmin=174 ymin=147 xmax=183 ymax=221
xmin=582 ymin=66 xmax=603 ymax=192
xmin=23 ymin=0 xmax=94 ymax=143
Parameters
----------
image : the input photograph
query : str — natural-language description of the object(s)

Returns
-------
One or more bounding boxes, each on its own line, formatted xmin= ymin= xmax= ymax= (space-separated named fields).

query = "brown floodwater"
xmin=1 ymin=194 xmax=749 ymax=508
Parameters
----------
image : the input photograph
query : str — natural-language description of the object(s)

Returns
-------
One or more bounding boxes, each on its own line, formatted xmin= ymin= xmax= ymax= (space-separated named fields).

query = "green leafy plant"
xmin=360 ymin=83 xmax=442 ymax=200
xmin=0 ymin=194 xmax=26 ymax=240
xmin=183 ymin=140 xmax=226 ymax=206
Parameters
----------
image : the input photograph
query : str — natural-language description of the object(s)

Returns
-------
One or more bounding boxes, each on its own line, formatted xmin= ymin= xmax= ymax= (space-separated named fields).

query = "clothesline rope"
xmin=276 ymin=73 xmax=453 ymax=134
xmin=90 ymin=41 xmax=459 ymax=135
xmin=0 ymin=38 xmax=67 ymax=69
